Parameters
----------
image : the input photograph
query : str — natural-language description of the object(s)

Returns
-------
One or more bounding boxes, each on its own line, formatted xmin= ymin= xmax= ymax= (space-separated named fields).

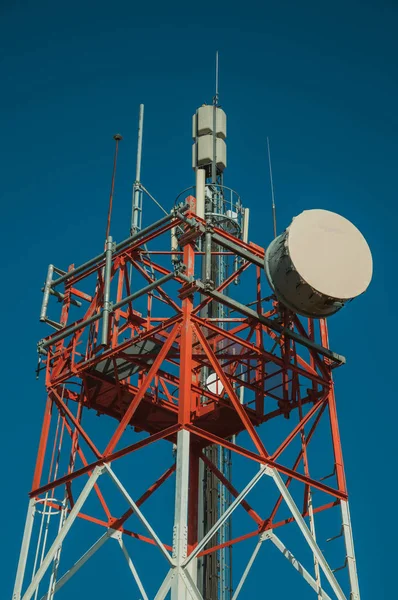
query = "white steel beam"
xmin=45 ymin=500 xmax=67 ymax=600
xmin=105 ymin=464 xmax=174 ymax=566
xmin=268 ymin=467 xmax=347 ymax=600
xmin=13 ymin=499 xmax=36 ymax=600
xmin=231 ymin=537 xmax=264 ymax=600
xmin=307 ymin=489 xmax=323 ymax=599
xmin=340 ymin=500 xmax=361 ymax=600
xmin=179 ymin=567 xmax=203 ymax=600
xmin=21 ymin=466 xmax=103 ymax=600
xmin=154 ymin=569 xmax=175 ymax=600
xmin=269 ymin=533 xmax=333 ymax=600
xmin=39 ymin=530 xmax=113 ymax=599
xmin=171 ymin=429 xmax=191 ymax=600
xmin=116 ymin=532 xmax=149 ymax=600
xmin=184 ymin=465 xmax=267 ymax=567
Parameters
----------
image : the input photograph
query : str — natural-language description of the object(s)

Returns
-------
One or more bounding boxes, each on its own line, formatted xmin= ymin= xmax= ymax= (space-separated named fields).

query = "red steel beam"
xmin=193 ymin=323 xmax=269 ymax=458
xmin=186 ymin=424 xmax=347 ymax=500
xmin=30 ymin=424 xmax=181 ymax=497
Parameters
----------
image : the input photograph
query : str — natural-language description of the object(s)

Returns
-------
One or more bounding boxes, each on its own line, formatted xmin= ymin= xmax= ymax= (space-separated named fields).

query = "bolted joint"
xmin=204 ymin=222 xmax=214 ymax=233
xmin=37 ymin=341 xmax=47 ymax=356
xmin=172 ymin=525 xmax=177 ymax=559
xmin=204 ymin=278 xmax=215 ymax=292
xmin=260 ymin=530 xmax=273 ymax=542
xmin=174 ymin=262 xmax=186 ymax=275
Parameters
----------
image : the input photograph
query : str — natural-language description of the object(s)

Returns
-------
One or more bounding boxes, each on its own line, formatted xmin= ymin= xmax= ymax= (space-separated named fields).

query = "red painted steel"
xmin=30 ymin=203 xmax=352 ymax=571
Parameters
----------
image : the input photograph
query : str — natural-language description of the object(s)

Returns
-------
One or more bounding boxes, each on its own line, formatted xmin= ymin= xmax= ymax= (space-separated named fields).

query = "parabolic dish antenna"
xmin=264 ymin=209 xmax=373 ymax=318
xmin=206 ymin=372 xmax=224 ymax=395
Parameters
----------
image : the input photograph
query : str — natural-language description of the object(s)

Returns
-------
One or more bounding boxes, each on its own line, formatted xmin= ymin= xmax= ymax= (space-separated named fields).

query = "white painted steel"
xmin=172 ymin=429 xmax=191 ymax=600
xmin=13 ymin=500 xmax=36 ymax=600
xmin=268 ymin=468 xmax=347 ymax=600
xmin=231 ymin=538 xmax=264 ymax=600
xmin=184 ymin=465 xmax=267 ymax=567
xmin=179 ymin=568 xmax=203 ymax=600
xmin=39 ymin=531 xmax=113 ymax=599
xmin=340 ymin=500 xmax=361 ymax=600
xmin=307 ymin=489 xmax=323 ymax=600
xmin=45 ymin=498 xmax=68 ymax=600
xmin=196 ymin=459 xmax=205 ymax=596
xmin=265 ymin=209 xmax=372 ymax=317
xmin=21 ymin=466 xmax=103 ymax=600
xmin=154 ymin=569 xmax=175 ymax=600
xmin=105 ymin=464 xmax=173 ymax=566
xmin=116 ymin=533 xmax=149 ymax=600
xmin=269 ymin=533 xmax=333 ymax=600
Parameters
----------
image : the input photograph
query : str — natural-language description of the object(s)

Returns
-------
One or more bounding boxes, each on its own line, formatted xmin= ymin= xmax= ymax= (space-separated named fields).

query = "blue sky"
xmin=1 ymin=1 xmax=396 ymax=598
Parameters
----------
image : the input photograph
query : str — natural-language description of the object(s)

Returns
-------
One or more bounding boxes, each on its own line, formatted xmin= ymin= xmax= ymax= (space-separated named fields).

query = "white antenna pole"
xmin=267 ymin=136 xmax=277 ymax=238
xmin=131 ymin=104 xmax=144 ymax=234
xmin=211 ymin=52 xmax=219 ymax=182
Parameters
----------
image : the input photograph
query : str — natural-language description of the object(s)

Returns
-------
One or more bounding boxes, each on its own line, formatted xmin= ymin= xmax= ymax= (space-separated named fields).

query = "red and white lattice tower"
xmin=12 ymin=100 xmax=372 ymax=600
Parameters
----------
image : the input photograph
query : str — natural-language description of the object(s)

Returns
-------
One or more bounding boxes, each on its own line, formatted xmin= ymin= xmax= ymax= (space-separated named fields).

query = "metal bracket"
xmin=332 ymin=556 xmax=348 ymax=573
xmin=37 ymin=341 xmax=47 ymax=356
xmin=327 ymin=526 xmax=344 ymax=543
xmin=320 ymin=466 xmax=336 ymax=481
xmin=41 ymin=286 xmax=82 ymax=308
xmin=40 ymin=317 xmax=64 ymax=331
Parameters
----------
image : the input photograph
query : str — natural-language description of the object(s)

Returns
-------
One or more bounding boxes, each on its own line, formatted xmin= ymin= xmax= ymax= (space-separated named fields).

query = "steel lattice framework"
xmin=12 ymin=198 xmax=360 ymax=600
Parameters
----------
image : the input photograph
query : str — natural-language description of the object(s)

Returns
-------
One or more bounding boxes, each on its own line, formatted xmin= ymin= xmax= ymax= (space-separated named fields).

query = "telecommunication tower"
xmin=12 ymin=68 xmax=372 ymax=600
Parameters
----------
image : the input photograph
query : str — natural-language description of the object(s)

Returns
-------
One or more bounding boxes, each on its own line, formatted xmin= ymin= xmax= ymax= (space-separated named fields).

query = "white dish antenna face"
xmin=206 ymin=372 xmax=224 ymax=396
xmin=264 ymin=209 xmax=373 ymax=318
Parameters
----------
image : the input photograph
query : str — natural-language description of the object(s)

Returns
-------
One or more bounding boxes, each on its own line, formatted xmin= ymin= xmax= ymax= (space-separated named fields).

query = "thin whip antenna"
xmin=214 ymin=50 xmax=219 ymax=106
xmin=106 ymin=134 xmax=122 ymax=239
xmin=267 ymin=136 xmax=277 ymax=238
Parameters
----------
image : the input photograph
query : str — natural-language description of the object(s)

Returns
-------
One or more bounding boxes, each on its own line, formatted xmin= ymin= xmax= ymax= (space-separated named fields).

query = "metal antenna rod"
xmin=267 ymin=136 xmax=277 ymax=239
xmin=105 ymin=134 xmax=122 ymax=239
xmin=131 ymin=104 xmax=144 ymax=235
xmin=212 ymin=52 xmax=219 ymax=184
xmin=215 ymin=50 xmax=219 ymax=106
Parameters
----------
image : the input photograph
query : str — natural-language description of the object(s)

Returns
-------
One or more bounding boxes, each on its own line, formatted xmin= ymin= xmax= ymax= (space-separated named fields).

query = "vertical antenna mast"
xmin=215 ymin=50 xmax=219 ymax=105
xmin=131 ymin=104 xmax=144 ymax=234
xmin=211 ymin=52 xmax=219 ymax=184
xmin=267 ymin=136 xmax=277 ymax=239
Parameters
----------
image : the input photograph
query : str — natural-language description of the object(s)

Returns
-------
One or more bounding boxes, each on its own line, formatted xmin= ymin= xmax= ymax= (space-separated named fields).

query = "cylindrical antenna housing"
xmin=242 ymin=208 xmax=250 ymax=243
xmin=264 ymin=209 xmax=373 ymax=318
xmin=192 ymin=106 xmax=227 ymax=173
xmin=171 ymin=226 xmax=179 ymax=263
xmin=196 ymin=168 xmax=206 ymax=219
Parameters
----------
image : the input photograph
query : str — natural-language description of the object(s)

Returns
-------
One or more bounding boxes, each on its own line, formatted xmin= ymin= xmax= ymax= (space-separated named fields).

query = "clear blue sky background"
xmin=1 ymin=1 xmax=396 ymax=598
